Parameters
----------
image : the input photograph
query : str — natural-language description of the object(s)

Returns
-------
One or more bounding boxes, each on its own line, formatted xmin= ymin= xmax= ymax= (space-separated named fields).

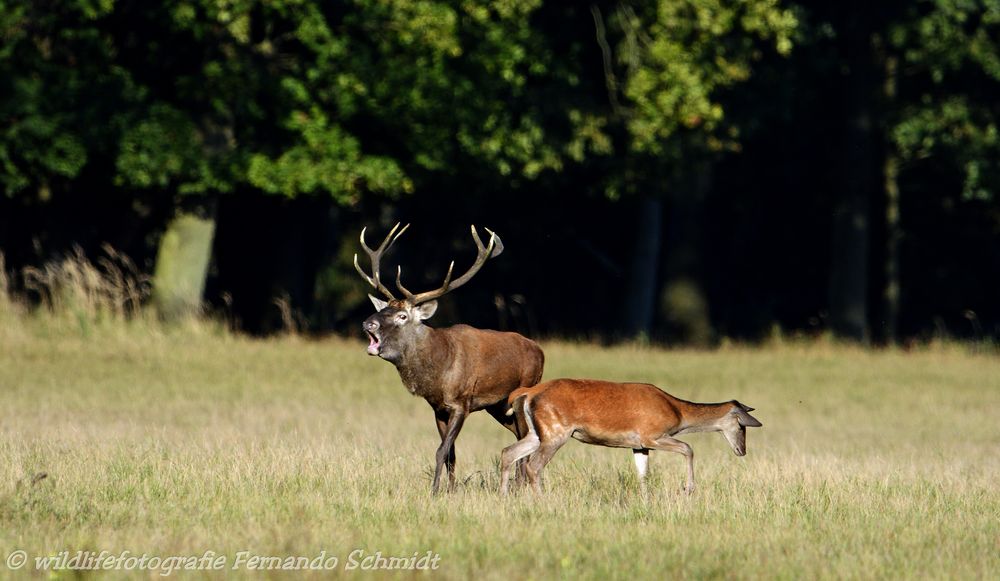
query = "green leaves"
xmin=0 ymin=0 xmax=796 ymax=202
xmin=0 ymin=111 xmax=87 ymax=195
xmin=888 ymin=0 xmax=1000 ymax=201
xmin=894 ymin=98 xmax=1000 ymax=201
xmin=116 ymin=105 xmax=206 ymax=191
xmin=612 ymin=0 xmax=797 ymax=157
xmin=247 ymin=112 xmax=411 ymax=204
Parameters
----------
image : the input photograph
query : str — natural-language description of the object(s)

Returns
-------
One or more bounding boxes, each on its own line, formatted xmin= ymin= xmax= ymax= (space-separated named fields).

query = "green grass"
xmin=1 ymin=319 xmax=999 ymax=579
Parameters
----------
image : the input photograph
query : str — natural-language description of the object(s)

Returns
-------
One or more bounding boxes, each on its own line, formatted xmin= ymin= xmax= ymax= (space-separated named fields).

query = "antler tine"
xmin=395 ymin=265 xmax=413 ymax=300
xmin=403 ymin=225 xmax=502 ymax=305
xmin=353 ymin=253 xmax=376 ymax=287
xmin=354 ymin=222 xmax=409 ymax=300
xmin=382 ymin=222 xmax=409 ymax=252
xmin=482 ymin=226 xmax=504 ymax=257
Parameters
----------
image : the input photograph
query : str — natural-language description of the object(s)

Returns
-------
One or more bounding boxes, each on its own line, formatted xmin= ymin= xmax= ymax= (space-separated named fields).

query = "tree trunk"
xmin=882 ymin=55 xmax=901 ymax=344
xmin=829 ymin=7 xmax=875 ymax=343
xmin=621 ymin=195 xmax=662 ymax=340
xmin=153 ymin=207 xmax=216 ymax=321
xmin=659 ymin=165 xmax=713 ymax=346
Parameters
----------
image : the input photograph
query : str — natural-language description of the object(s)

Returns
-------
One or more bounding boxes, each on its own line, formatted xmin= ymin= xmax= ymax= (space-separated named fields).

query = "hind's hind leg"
xmin=524 ymin=433 xmax=571 ymax=494
xmin=499 ymin=432 xmax=539 ymax=496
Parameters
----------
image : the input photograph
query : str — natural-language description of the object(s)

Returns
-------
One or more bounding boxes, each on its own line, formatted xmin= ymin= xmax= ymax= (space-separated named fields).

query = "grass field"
xmin=1 ymin=316 xmax=999 ymax=579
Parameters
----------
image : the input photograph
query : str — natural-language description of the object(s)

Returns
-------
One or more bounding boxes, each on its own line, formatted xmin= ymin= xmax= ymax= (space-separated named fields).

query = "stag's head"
xmin=355 ymin=223 xmax=503 ymax=363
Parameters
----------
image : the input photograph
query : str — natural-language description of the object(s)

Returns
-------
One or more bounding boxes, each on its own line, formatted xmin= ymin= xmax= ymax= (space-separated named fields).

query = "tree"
xmin=0 ymin=0 xmax=563 ymax=321
xmin=886 ymin=0 xmax=1000 ymax=341
xmin=574 ymin=1 xmax=796 ymax=340
xmin=792 ymin=0 xmax=1000 ymax=342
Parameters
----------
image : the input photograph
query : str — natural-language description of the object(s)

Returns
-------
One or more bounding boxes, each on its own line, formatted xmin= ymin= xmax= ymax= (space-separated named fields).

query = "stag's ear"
xmin=413 ymin=300 xmax=438 ymax=321
xmin=369 ymin=294 xmax=389 ymax=312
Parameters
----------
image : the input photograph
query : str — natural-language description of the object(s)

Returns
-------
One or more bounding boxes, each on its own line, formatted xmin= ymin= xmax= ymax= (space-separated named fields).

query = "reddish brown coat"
xmin=500 ymin=378 xmax=762 ymax=496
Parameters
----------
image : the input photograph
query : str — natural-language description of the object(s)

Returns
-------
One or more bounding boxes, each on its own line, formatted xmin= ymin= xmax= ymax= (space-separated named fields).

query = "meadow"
xmin=1 ymin=313 xmax=999 ymax=579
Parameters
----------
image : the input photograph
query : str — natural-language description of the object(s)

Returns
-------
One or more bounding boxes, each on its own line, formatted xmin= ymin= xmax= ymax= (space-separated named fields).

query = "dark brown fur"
xmin=356 ymin=224 xmax=544 ymax=494
xmin=364 ymin=299 xmax=543 ymax=494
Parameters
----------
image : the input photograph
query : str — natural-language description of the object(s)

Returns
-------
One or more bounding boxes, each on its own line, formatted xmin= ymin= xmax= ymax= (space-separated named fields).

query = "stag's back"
xmin=437 ymin=325 xmax=543 ymax=406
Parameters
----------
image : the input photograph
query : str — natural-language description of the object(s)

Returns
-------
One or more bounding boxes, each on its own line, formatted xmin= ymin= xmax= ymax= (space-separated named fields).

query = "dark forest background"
xmin=1 ymin=1 xmax=998 ymax=344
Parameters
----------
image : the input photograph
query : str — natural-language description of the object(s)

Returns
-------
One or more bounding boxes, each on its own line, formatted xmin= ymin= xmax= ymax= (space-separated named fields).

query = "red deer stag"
xmin=498 ymin=379 xmax=762 ymax=497
xmin=355 ymin=223 xmax=544 ymax=495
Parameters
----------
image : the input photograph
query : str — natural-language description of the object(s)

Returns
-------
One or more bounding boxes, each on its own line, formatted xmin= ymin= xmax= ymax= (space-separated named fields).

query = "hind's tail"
xmin=506 ymin=392 xmax=538 ymax=442
xmin=499 ymin=389 xmax=542 ymax=494
xmin=505 ymin=385 xmax=535 ymax=415
xmin=505 ymin=393 xmax=526 ymax=417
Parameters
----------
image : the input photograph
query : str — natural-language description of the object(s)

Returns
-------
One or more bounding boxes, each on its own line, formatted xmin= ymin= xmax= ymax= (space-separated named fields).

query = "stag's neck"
xmin=392 ymin=326 xmax=453 ymax=398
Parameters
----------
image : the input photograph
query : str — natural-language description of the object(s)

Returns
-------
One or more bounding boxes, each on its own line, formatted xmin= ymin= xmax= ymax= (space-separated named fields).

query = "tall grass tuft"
xmin=0 ymin=251 xmax=18 ymax=320
xmin=3 ymin=245 xmax=152 ymax=337
xmin=21 ymin=244 xmax=151 ymax=320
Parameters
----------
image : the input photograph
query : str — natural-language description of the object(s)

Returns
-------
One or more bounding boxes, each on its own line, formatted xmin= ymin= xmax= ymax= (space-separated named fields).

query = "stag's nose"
xmin=364 ymin=319 xmax=379 ymax=332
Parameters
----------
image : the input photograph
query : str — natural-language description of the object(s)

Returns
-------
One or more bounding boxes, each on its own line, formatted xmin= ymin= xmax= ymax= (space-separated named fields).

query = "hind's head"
xmin=719 ymin=401 xmax=763 ymax=456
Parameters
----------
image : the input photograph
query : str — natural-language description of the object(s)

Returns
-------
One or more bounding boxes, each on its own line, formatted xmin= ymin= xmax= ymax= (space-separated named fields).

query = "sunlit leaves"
xmin=0 ymin=0 xmax=796 ymax=202
xmin=247 ymin=111 xmax=411 ymax=203
xmin=889 ymin=0 xmax=1000 ymax=200
xmin=614 ymin=0 xmax=797 ymax=156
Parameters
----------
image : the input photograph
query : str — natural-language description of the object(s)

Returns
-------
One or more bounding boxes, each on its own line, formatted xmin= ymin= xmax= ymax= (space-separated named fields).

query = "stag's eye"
xmin=396 ymin=312 xmax=408 ymax=323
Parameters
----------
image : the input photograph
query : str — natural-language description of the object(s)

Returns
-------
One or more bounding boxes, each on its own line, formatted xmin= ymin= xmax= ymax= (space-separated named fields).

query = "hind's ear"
xmin=735 ymin=408 xmax=763 ymax=428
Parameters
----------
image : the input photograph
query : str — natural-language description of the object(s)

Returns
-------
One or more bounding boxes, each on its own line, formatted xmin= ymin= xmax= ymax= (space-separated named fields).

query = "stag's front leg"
xmin=434 ymin=410 xmax=458 ymax=492
xmin=433 ymin=407 xmax=466 ymax=495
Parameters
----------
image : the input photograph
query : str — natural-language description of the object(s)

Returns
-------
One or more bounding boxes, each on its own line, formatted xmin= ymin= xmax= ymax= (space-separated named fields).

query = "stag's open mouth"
xmin=366 ymin=331 xmax=381 ymax=356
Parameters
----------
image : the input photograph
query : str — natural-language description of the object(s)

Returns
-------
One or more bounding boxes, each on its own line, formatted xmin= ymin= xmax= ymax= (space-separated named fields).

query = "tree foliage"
xmin=2 ymin=0 xmax=999 ymax=341
xmin=568 ymin=1 xmax=796 ymax=199
xmin=889 ymin=0 xmax=1000 ymax=201
xmin=615 ymin=0 xmax=795 ymax=156
xmin=0 ymin=0 xmax=801 ymax=203
xmin=0 ymin=0 xmax=565 ymax=203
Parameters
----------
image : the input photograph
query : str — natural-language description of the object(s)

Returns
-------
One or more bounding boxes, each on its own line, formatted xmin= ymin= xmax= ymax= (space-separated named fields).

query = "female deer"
xmin=498 ymin=378 xmax=762 ymax=496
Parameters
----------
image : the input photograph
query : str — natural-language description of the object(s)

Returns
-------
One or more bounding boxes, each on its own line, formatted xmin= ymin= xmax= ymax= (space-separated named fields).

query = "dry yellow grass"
xmin=1 ymin=317 xmax=998 ymax=579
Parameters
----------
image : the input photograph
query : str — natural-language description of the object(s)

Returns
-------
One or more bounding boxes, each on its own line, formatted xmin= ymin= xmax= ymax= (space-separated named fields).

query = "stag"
xmin=355 ymin=223 xmax=544 ymax=494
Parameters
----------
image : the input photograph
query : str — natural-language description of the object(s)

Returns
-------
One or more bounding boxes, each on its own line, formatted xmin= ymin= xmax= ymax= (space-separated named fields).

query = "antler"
xmin=354 ymin=222 xmax=410 ymax=300
xmin=395 ymin=225 xmax=504 ymax=305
